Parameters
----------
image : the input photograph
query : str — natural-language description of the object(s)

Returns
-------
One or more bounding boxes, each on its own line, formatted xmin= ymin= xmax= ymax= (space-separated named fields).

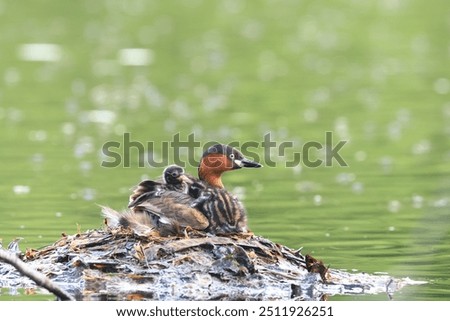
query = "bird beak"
xmin=180 ymin=174 xmax=194 ymax=184
xmin=234 ymin=158 xmax=262 ymax=168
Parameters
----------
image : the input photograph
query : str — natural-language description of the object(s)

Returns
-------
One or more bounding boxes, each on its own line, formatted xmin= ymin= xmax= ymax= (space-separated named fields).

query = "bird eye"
xmin=229 ymin=153 xmax=235 ymax=159
xmin=171 ymin=172 xmax=178 ymax=177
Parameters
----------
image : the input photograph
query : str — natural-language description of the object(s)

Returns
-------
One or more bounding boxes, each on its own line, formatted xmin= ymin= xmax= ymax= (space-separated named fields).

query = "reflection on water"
xmin=18 ymin=44 xmax=63 ymax=62
xmin=1 ymin=0 xmax=449 ymax=300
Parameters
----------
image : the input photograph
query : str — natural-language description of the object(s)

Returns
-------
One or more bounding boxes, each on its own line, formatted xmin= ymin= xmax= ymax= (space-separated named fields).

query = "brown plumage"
xmin=103 ymin=190 xmax=209 ymax=237
xmin=132 ymin=190 xmax=209 ymax=236
xmin=101 ymin=206 xmax=155 ymax=237
xmin=191 ymin=186 xmax=248 ymax=234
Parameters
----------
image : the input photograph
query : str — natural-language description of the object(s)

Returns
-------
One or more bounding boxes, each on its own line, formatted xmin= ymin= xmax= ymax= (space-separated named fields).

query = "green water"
xmin=1 ymin=0 xmax=449 ymax=300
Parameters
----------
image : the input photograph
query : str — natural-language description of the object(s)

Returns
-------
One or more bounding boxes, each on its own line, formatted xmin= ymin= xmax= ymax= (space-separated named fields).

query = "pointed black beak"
xmin=235 ymin=157 xmax=262 ymax=168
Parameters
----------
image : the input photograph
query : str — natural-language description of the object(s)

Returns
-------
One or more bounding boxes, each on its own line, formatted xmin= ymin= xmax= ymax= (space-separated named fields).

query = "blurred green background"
xmin=1 ymin=0 xmax=449 ymax=300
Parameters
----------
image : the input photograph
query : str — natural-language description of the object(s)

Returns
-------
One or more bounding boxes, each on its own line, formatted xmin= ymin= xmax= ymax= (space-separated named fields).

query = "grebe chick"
xmin=128 ymin=165 xmax=194 ymax=207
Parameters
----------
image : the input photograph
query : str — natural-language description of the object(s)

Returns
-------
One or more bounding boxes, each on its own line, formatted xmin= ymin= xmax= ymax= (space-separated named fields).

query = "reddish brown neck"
xmin=198 ymin=154 xmax=230 ymax=188
xmin=198 ymin=165 xmax=224 ymax=188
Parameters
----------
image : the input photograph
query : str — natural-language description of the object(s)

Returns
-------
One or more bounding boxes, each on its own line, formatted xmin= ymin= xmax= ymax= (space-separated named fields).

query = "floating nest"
xmin=0 ymin=225 xmax=420 ymax=300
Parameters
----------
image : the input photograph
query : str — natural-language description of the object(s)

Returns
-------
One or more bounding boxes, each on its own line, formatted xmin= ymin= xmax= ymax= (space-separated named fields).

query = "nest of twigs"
xmin=0 ymin=223 xmax=417 ymax=301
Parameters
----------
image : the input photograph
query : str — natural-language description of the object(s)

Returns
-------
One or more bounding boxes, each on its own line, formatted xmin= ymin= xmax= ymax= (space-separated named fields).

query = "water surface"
xmin=1 ymin=0 xmax=449 ymax=300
